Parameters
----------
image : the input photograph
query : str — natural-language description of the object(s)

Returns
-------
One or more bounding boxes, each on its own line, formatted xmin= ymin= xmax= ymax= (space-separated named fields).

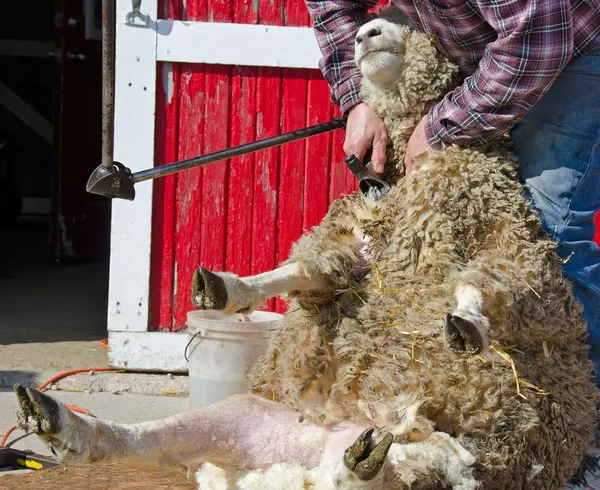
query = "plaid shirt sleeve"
xmin=305 ymin=0 xmax=379 ymax=115
xmin=425 ymin=0 xmax=575 ymax=148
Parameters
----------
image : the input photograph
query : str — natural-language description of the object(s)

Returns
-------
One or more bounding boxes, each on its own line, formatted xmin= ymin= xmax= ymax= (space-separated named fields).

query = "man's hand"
xmin=405 ymin=115 xmax=433 ymax=174
xmin=344 ymin=103 xmax=388 ymax=174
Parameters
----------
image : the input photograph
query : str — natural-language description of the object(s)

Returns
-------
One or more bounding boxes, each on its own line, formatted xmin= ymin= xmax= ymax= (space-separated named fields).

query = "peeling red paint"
xmin=150 ymin=0 xmax=375 ymax=330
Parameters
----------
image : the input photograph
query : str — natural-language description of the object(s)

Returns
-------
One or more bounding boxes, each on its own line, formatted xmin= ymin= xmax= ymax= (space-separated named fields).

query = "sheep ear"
xmin=376 ymin=4 xmax=413 ymax=28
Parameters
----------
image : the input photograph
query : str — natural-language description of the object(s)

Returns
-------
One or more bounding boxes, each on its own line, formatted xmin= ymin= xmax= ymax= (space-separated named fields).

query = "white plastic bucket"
xmin=185 ymin=310 xmax=284 ymax=409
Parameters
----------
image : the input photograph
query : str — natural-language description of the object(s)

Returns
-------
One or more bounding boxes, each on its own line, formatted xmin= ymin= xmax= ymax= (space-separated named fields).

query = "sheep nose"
xmin=356 ymin=27 xmax=382 ymax=44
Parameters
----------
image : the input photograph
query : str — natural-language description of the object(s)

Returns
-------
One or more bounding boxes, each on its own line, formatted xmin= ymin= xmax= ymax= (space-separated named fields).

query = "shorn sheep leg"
xmin=14 ymin=385 xmax=394 ymax=488
xmin=191 ymin=262 xmax=330 ymax=315
xmin=444 ymin=284 xmax=489 ymax=355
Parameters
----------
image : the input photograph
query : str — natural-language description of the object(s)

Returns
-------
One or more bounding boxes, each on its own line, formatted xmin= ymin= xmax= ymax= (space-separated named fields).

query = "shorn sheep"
xmin=14 ymin=17 xmax=598 ymax=490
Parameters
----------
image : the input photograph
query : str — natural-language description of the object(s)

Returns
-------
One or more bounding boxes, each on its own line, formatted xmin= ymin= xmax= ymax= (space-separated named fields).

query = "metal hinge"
xmin=125 ymin=0 xmax=149 ymax=27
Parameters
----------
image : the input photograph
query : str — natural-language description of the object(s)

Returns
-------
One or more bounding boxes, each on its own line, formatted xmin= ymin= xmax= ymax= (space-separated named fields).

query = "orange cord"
xmin=99 ymin=338 xmax=109 ymax=350
xmin=35 ymin=367 xmax=114 ymax=391
xmin=0 ymin=427 xmax=17 ymax=447
xmin=0 ymin=366 xmax=117 ymax=447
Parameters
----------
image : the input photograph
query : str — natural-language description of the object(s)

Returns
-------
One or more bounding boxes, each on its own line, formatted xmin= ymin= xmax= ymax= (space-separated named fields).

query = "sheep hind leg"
xmin=444 ymin=285 xmax=489 ymax=355
xmin=15 ymin=384 xmax=396 ymax=487
xmin=191 ymin=262 xmax=330 ymax=315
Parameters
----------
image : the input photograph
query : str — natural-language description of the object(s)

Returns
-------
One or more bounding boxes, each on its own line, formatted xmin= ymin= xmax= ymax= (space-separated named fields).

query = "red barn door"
xmin=150 ymin=0 xmax=367 ymax=332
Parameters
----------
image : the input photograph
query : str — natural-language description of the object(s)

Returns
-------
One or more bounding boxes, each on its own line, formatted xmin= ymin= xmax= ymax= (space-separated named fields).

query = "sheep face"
xmin=354 ymin=19 xmax=409 ymax=90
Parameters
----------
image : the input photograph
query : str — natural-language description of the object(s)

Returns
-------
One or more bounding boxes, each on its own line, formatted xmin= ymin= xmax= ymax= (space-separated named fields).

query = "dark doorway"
xmin=0 ymin=1 xmax=111 ymax=367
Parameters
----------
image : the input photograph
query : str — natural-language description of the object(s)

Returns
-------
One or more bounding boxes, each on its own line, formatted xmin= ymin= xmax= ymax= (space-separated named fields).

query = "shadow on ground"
xmin=0 ymin=370 xmax=42 ymax=392
xmin=0 ymin=217 xmax=109 ymax=344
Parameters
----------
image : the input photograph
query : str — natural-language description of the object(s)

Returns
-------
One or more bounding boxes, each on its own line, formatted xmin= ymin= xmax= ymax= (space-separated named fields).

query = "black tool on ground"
xmin=87 ymin=118 xmax=353 ymax=201
xmin=0 ymin=447 xmax=59 ymax=471
xmin=344 ymin=151 xmax=391 ymax=201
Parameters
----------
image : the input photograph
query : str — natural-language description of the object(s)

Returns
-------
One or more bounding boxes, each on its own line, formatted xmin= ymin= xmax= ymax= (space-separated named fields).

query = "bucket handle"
xmin=184 ymin=329 xmax=205 ymax=362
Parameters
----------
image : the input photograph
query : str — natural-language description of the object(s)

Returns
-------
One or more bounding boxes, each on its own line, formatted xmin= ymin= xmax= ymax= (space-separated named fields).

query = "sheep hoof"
xmin=344 ymin=428 xmax=393 ymax=481
xmin=14 ymin=384 xmax=62 ymax=435
xmin=192 ymin=266 xmax=229 ymax=310
xmin=444 ymin=313 xmax=484 ymax=355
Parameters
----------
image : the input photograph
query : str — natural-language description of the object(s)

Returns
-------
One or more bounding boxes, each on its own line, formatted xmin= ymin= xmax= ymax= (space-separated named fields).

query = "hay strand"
xmin=491 ymin=343 xmax=524 ymax=398
xmin=519 ymin=379 xmax=552 ymax=396
xmin=491 ymin=343 xmax=551 ymax=398
xmin=523 ymin=279 xmax=541 ymax=299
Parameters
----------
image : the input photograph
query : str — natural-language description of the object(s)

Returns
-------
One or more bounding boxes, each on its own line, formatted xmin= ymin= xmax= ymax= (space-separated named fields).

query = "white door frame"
xmin=108 ymin=0 xmax=322 ymax=372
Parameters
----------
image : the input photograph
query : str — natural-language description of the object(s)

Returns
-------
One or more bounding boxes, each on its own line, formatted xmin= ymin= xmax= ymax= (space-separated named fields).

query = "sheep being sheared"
xmin=14 ymin=18 xmax=598 ymax=490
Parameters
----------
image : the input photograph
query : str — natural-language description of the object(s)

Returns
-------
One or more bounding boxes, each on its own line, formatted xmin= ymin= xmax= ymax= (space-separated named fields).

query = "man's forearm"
xmin=305 ymin=0 xmax=378 ymax=115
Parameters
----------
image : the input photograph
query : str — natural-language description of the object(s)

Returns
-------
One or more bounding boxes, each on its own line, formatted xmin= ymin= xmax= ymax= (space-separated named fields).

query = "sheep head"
xmin=354 ymin=19 xmax=409 ymax=91
xmin=355 ymin=18 xmax=459 ymax=118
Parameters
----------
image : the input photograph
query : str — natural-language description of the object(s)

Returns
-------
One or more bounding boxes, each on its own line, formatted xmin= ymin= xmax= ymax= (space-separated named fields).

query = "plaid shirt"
xmin=306 ymin=0 xmax=600 ymax=147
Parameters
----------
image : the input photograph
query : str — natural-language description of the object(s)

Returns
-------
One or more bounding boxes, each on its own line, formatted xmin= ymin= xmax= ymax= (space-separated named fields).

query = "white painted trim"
xmin=0 ymin=39 xmax=55 ymax=58
xmin=107 ymin=0 xmax=158 ymax=333
xmin=0 ymin=81 xmax=53 ymax=144
xmin=156 ymin=21 xmax=322 ymax=69
xmin=108 ymin=331 xmax=190 ymax=372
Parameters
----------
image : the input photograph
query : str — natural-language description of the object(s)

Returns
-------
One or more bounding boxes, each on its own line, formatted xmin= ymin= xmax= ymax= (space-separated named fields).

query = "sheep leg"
xmin=14 ymin=384 xmax=394 ymax=485
xmin=192 ymin=262 xmax=330 ymax=314
xmin=15 ymin=383 xmax=239 ymax=468
xmin=444 ymin=285 xmax=489 ymax=355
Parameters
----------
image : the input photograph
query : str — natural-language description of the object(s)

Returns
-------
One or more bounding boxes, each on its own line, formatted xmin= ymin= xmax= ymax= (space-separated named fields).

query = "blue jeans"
xmin=511 ymin=44 xmax=600 ymax=386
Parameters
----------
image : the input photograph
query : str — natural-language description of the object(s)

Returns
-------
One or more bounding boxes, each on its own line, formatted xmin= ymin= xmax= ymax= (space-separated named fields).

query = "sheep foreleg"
xmin=444 ymin=285 xmax=489 ymax=355
xmin=191 ymin=262 xmax=332 ymax=314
